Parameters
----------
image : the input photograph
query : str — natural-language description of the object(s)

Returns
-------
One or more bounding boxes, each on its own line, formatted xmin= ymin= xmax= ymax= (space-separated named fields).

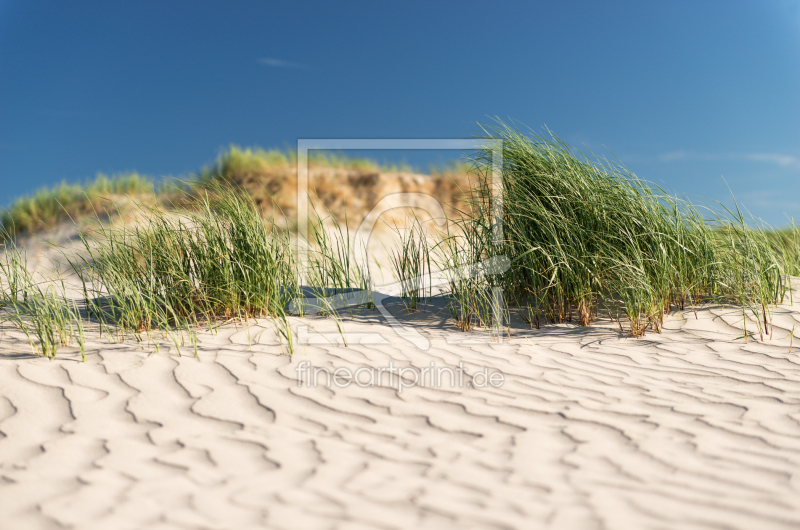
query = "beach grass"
xmin=0 ymin=184 xmax=380 ymax=357
xmin=448 ymin=120 xmax=799 ymax=338
xmin=1 ymin=173 xmax=156 ymax=240
xmin=2 ymin=126 xmax=800 ymax=358
xmin=388 ymin=218 xmax=433 ymax=314
xmin=0 ymin=237 xmax=87 ymax=359
xmin=199 ymin=145 xmax=415 ymax=183
xmin=66 ymin=185 xmax=299 ymax=355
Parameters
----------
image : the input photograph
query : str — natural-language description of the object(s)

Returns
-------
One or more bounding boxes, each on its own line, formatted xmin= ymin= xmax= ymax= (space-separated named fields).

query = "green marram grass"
xmin=199 ymin=145 xmax=414 ymax=182
xmin=0 ymin=238 xmax=87 ymax=359
xmin=1 ymin=185 xmax=373 ymax=357
xmin=1 ymin=172 xmax=156 ymax=239
xmin=3 ymin=124 xmax=800 ymax=359
xmin=388 ymin=218 xmax=433 ymax=314
xmin=69 ymin=186 xmax=300 ymax=355
xmin=435 ymin=224 xmax=502 ymax=333
xmin=447 ymin=120 xmax=799 ymax=340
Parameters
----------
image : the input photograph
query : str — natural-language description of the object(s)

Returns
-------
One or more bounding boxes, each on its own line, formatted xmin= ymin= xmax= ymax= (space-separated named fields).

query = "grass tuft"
xmin=388 ymin=218 xmax=433 ymax=313
xmin=69 ymin=184 xmax=298 ymax=354
xmin=1 ymin=173 xmax=156 ymax=239
xmin=446 ymin=119 xmax=799 ymax=338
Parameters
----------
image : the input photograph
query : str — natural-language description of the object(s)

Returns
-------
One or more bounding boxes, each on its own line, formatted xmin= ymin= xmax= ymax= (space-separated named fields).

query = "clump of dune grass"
xmin=69 ymin=185 xmax=298 ymax=355
xmin=65 ymin=184 xmax=378 ymax=356
xmin=435 ymin=223 xmax=506 ymax=333
xmin=436 ymin=231 xmax=484 ymax=331
xmin=7 ymin=286 xmax=87 ymax=360
xmin=305 ymin=208 xmax=373 ymax=304
xmin=0 ymin=237 xmax=86 ymax=359
xmin=762 ymin=221 xmax=800 ymax=278
xmin=448 ymin=120 xmax=798 ymax=340
xmin=388 ymin=218 xmax=433 ymax=313
xmin=1 ymin=172 xmax=156 ymax=239
xmin=292 ymin=207 xmax=375 ymax=346
xmin=2 ymin=182 xmax=384 ymax=358
xmin=200 ymin=145 xmax=414 ymax=182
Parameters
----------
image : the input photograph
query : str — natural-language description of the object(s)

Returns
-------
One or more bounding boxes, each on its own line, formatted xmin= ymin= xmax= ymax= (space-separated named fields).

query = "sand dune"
xmin=2 ymin=227 xmax=800 ymax=529
xmin=2 ymin=285 xmax=800 ymax=529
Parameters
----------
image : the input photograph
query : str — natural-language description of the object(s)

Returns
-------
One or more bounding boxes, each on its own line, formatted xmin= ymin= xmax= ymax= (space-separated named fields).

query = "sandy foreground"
xmin=1 ymin=234 xmax=800 ymax=529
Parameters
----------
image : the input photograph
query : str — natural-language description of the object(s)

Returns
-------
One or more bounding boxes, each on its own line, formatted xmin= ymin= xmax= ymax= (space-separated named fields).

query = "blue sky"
xmin=1 ymin=0 xmax=798 ymax=225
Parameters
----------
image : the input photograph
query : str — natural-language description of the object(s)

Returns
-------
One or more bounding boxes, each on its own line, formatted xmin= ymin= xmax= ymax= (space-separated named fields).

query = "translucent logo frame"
xmin=295 ymin=138 xmax=505 ymax=350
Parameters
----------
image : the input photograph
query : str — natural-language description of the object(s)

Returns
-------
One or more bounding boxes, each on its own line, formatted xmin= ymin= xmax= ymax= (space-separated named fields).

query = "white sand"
xmin=2 ymin=235 xmax=800 ymax=529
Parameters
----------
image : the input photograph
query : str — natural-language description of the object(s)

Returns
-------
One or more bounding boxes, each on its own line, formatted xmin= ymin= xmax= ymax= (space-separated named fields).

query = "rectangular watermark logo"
xmin=294 ymin=138 xmax=506 ymax=350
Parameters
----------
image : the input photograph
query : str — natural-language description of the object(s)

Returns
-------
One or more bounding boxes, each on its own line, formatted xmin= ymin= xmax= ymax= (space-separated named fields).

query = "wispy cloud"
xmin=738 ymin=189 xmax=800 ymax=216
xmin=258 ymin=57 xmax=309 ymax=70
xmin=742 ymin=153 xmax=800 ymax=167
xmin=657 ymin=150 xmax=800 ymax=169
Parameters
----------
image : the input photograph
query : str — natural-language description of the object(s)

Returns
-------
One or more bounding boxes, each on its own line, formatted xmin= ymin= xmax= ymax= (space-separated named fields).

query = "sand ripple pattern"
xmin=1 ymin=302 xmax=800 ymax=530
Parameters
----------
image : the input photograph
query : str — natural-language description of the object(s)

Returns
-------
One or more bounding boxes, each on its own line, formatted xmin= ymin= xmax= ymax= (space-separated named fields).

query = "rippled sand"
xmin=2 ymin=232 xmax=800 ymax=529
